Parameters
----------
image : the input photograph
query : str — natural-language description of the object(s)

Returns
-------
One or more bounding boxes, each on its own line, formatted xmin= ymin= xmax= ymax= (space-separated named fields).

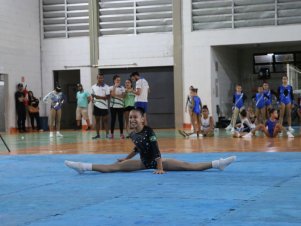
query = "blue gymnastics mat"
xmin=1 ymin=153 xmax=301 ymax=226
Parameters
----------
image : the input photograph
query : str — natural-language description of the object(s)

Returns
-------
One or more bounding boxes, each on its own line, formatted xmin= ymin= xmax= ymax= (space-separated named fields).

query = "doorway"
xmin=53 ymin=70 xmax=80 ymax=129
xmin=100 ymin=67 xmax=174 ymax=128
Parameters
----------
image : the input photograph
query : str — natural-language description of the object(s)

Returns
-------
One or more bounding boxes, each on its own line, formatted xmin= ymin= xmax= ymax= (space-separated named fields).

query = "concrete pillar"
xmin=89 ymin=0 xmax=99 ymax=84
xmin=173 ymin=0 xmax=183 ymax=128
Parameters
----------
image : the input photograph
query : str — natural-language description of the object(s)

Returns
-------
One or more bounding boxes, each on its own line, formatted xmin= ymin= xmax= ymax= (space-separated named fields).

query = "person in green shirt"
xmin=76 ymin=84 xmax=92 ymax=130
xmin=124 ymin=79 xmax=135 ymax=137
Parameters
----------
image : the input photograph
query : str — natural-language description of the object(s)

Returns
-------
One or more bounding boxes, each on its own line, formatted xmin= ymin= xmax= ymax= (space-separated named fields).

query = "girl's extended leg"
xmin=279 ymin=103 xmax=285 ymax=125
xmin=162 ymin=156 xmax=236 ymax=171
xmin=65 ymin=159 xmax=145 ymax=173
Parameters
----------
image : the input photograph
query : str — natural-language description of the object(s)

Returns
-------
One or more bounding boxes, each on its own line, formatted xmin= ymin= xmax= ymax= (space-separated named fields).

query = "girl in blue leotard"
xmin=263 ymin=82 xmax=276 ymax=120
xmin=278 ymin=75 xmax=294 ymax=132
xmin=242 ymin=108 xmax=294 ymax=138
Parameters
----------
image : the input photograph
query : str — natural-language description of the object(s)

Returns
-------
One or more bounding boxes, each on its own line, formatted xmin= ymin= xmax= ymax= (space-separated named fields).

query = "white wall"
xmin=211 ymin=47 xmax=239 ymax=120
xmin=41 ymin=37 xmax=90 ymax=110
xmin=0 ymin=0 xmax=41 ymax=131
xmin=98 ymin=34 xmax=173 ymax=67
xmin=181 ymin=2 xmax=301 ymax=125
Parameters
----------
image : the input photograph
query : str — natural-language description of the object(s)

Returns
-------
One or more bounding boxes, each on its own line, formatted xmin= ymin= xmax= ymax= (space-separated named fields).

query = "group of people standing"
xmin=15 ymin=83 xmax=42 ymax=133
xmin=179 ymin=75 xmax=300 ymax=139
xmin=89 ymin=72 xmax=149 ymax=139
xmin=14 ymin=72 xmax=149 ymax=139
xmin=227 ymin=75 xmax=299 ymax=138
xmin=15 ymin=82 xmax=65 ymax=136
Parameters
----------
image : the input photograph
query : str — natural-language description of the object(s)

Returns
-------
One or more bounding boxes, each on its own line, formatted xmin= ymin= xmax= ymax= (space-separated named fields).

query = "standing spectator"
xmin=185 ymin=86 xmax=194 ymax=131
xmin=123 ymin=79 xmax=135 ymax=137
xmin=43 ymin=85 xmax=65 ymax=138
xmin=75 ymin=83 xmax=91 ymax=130
xmin=278 ymin=75 xmax=294 ymax=132
xmin=132 ymin=72 xmax=150 ymax=125
xmin=262 ymin=82 xmax=276 ymax=119
xmin=178 ymin=88 xmax=202 ymax=138
xmin=109 ymin=75 xmax=125 ymax=139
xmin=15 ymin=83 xmax=27 ymax=132
xmin=225 ymin=84 xmax=247 ymax=133
xmin=27 ymin=91 xmax=41 ymax=131
xmin=91 ymin=73 xmax=110 ymax=139
xmin=253 ymin=86 xmax=266 ymax=124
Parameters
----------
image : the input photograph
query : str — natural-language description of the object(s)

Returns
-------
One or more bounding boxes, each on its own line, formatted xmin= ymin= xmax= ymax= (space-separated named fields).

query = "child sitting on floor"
xmin=242 ymin=108 xmax=294 ymax=138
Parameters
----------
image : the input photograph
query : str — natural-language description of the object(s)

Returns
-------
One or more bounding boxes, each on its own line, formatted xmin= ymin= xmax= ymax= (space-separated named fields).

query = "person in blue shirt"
xmin=65 ymin=107 xmax=236 ymax=174
xmin=75 ymin=84 xmax=91 ymax=130
xmin=278 ymin=75 xmax=294 ymax=132
xmin=252 ymin=86 xmax=266 ymax=124
xmin=225 ymin=84 xmax=247 ymax=132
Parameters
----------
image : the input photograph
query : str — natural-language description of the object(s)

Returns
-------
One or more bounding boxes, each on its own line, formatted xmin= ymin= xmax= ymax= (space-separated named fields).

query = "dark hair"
xmin=28 ymin=91 xmax=34 ymax=101
xmin=269 ymin=108 xmax=277 ymax=116
xmin=191 ymin=88 xmax=198 ymax=93
xmin=125 ymin=79 xmax=132 ymax=86
xmin=97 ymin=73 xmax=104 ymax=78
xmin=240 ymin=109 xmax=247 ymax=117
xmin=131 ymin=72 xmax=139 ymax=77
xmin=202 ymin=105 xmax=208 ymax=110
xmin=17 ymin=83 xmax=23 ymax=88
xmin=131 ymin=107 xmax=145 ymax=116
xmin=113 ymin=74 xmax=120 ymax=82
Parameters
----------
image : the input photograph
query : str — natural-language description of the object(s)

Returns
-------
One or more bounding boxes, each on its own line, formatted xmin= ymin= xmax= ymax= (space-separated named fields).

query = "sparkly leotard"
xmin=129 ymin=126 xmax=161 ymax=169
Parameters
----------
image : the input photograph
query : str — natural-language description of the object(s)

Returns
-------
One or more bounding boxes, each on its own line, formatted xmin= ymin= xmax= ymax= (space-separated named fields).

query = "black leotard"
xmin=129 ymin=126 xmax=161 ymax=169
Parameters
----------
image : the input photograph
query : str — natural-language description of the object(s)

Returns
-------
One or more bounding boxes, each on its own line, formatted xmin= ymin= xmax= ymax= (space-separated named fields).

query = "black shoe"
xmin=92 ymin=135 xmax=100 ymax=139
xmin=74 ymin=126 xmax=81 ymax=130
xmin=86 ymin=126 xmax=91 ymax=131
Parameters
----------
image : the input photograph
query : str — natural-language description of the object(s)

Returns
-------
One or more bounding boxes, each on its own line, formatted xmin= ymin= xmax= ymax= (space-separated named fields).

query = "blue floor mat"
xmin=1 ymin=153 xmax=301 ymax=226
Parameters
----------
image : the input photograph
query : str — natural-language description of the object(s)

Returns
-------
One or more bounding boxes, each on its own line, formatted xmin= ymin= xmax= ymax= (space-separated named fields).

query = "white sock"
xmin=212 ymin=156 xmax=236 ymax=170
xmin=65 ymin=160 xmax=92 ymax=174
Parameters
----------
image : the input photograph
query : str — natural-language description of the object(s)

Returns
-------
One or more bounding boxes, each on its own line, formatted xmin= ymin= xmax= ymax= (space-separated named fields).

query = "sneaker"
xmin=242 ymin=132 xmax=253 ymax=138
xmin=56 ymin=131 xmax=63 ymax=137
xmin=225 ymin=124 xmax=232 ymax=131
xmin=92 ymin=135 xmax=100 ymax=140
xmin=288 ymin=127 xmax=294 ymax=132
xmin=216 ymin=156 xmax=237 ymax=170
xmin=178 ymin=130 xmax=187 ymax=138
xmin=287 ymin=131 xmax=294 ymax=138
xmin=108 ymin=134 xmax=114 ymax=139
xmin=64 ymin=160 xmax=84 ymax=174
xmin=49 ymin=132 xmax=54 ymax=138
xmin=120 ymin=134 xmax=125 ymax=139
xmin=278 ymin=132 xmax=283 ymax=137
xmin=230 ymin=128 xmax=235 ymax=133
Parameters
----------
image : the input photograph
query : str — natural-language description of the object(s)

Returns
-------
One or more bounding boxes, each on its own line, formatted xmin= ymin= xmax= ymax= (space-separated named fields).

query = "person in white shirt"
xmin=109 ymin=75 xmax=125 ymax=139
xmin=91 ymin=73 xmax=110 ymax=139
xmin=132 ymin=72 xmax=150 ymax=125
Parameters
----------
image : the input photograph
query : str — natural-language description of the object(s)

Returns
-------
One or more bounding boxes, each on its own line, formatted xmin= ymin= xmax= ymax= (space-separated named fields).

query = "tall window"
xmin=42 ymin=0 xmax=173 ymax=39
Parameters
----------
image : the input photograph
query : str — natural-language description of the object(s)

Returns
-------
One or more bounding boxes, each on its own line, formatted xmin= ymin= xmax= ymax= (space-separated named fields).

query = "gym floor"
xmin=0 ymin=128 xmax=300 ymax=225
